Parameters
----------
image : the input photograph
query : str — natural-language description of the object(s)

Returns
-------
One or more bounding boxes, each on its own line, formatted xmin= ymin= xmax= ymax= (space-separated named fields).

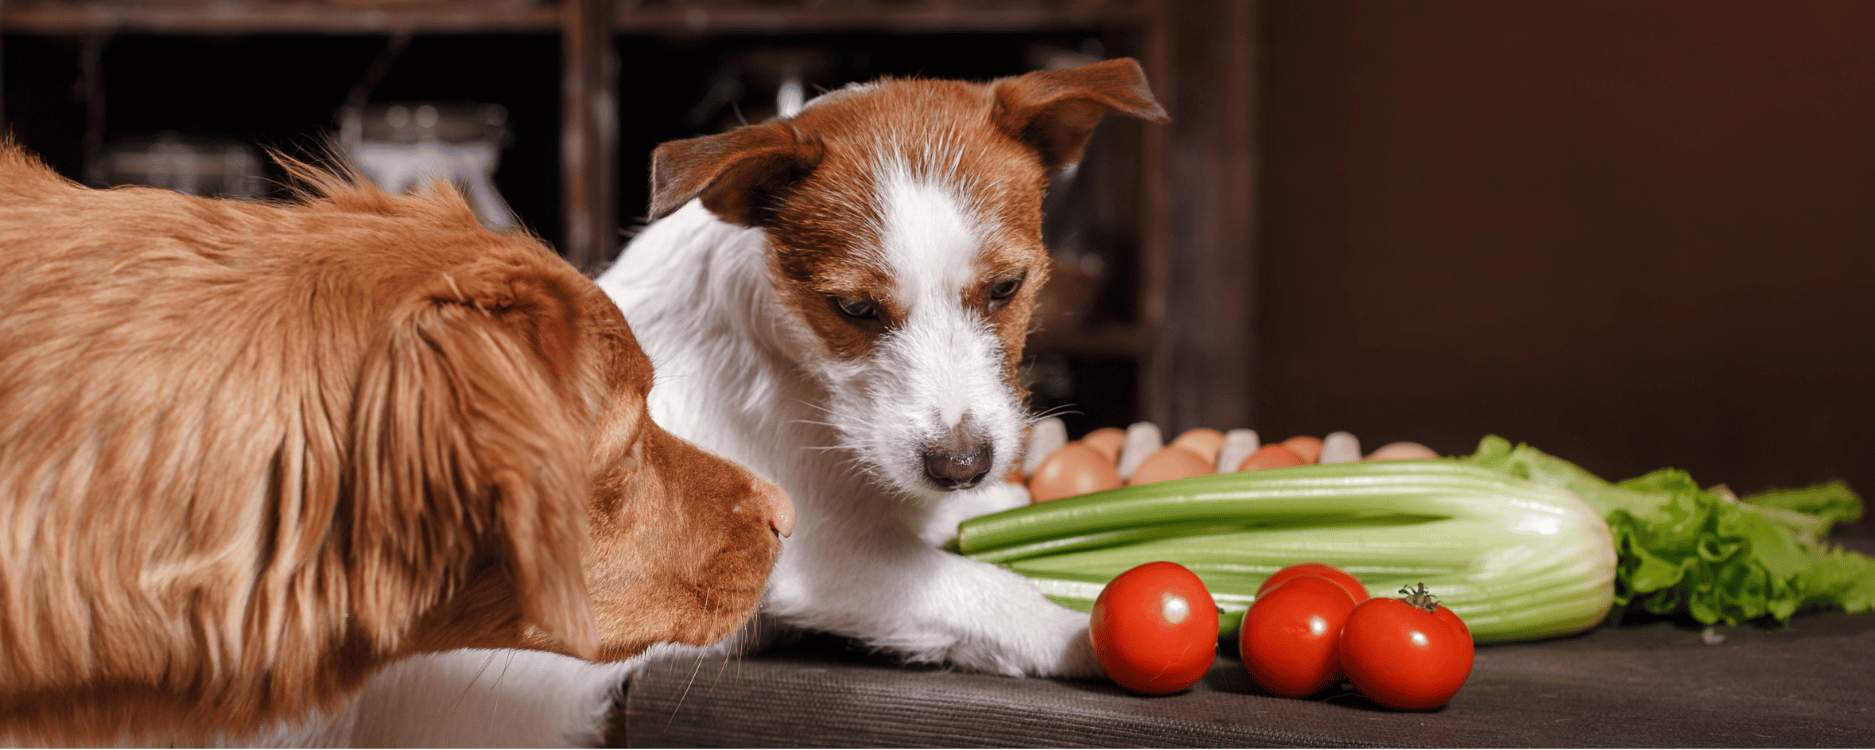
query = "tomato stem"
xmin=1399 ymin=582 xmax=1440 ymax=613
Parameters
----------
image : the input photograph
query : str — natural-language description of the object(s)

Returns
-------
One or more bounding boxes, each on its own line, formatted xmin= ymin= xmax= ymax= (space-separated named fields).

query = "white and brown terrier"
xmin=0 ymin=145 xmax=791 ymax=746
xmin=606 ymin=56 xmax=1169 ymax=675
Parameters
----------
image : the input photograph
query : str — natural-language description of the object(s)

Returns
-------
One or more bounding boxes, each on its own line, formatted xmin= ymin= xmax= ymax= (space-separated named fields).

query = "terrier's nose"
xmin=923 ymin=444 xmax=992 ymax=489
xmin=922 ymin=421 xmax=993 ymax=490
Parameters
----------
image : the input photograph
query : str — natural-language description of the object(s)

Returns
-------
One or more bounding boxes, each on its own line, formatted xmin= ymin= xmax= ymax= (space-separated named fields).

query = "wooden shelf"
xmin=0 ymin=0 xmax=1150 ymax=36
xmin=611 ymin=1 xmax=1152 ymax=34
xmin=0 ymin=1 xmax=560 ymax=35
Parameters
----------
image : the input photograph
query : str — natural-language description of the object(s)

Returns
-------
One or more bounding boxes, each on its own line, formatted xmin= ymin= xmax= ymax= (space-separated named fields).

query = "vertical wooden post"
xmin=1 ymin=1 xmax=8 ymax=133
xmin=561 ymin=0 xmax=617 ymax=274
xmin=1136 ymin=0 xmax=1177 ymax=430
xmin=1163 ymin=0 xmax=1259 ymax=433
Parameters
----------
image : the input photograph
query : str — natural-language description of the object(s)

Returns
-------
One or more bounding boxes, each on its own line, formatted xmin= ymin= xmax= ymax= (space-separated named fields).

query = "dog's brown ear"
xmin=991 ymin=57 xmax=1171 ymax=176
xmin=647 ymin=123 xmax=826 ymax=225
xmin=350 ymin=261 xmax=598 ymax=658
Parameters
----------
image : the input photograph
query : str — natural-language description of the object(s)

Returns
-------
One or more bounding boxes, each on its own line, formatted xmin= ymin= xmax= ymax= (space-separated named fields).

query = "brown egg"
xmin=1364 ymin=441 xmax=1441 ymax=461
xmin=1127 ymin=445 xmax=1214 ymax=486
xmin=1079 ymin=427 xmax=1127 ymax=463
xmin=1021 ymin=417 xmax=1069 ymax=477
xmin=1280 ymin=435 xmax=1324 ymax=464
xmin=1170 ymin=427 xmax=1226 ymax=464
xmin=1028 ymin=443 xmax=1124 ymax=502
xmin=1237 ymin=444 xmax=1306 ymax=471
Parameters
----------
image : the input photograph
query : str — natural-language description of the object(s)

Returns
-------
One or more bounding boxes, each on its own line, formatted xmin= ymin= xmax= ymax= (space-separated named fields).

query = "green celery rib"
xmin=959 ymin=460 xmax=1618 ymax=642
xmin=959 ymin=460 xmax=1569 ymax=554
xmin=967 ymin=514 xmax=1447 ymax=564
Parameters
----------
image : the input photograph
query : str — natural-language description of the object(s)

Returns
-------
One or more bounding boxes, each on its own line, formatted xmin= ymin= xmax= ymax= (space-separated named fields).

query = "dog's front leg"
xmin=770 ymin=517 xmax=1102 ymax=679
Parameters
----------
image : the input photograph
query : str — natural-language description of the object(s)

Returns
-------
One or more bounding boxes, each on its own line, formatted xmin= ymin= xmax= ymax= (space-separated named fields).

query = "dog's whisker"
xmin=1027 ymin=403 xmax=1084 ymax=424
xmin=705 ymin=600 xmax=739 ymax=702
xmin=792 ymin=399 xmax=879 ymax=427
xmin=790 ymin=407 xmax=885 ymax=434
xmin=482 ymin=654 xmax=514 ymax=739
xmin=663 ymin=644 xmax=714 ymax=731
xmin=457 ymin=652 xmax=504 ymax=709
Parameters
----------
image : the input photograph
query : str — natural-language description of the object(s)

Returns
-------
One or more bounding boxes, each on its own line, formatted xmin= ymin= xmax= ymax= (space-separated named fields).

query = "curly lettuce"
xmin=1464 ymin=435 xmax=1874 ymax=626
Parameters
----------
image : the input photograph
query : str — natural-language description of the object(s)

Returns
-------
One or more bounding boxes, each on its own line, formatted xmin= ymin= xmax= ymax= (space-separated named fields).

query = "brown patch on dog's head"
xmin=642 ymin=58 xmax=1168 ymax=385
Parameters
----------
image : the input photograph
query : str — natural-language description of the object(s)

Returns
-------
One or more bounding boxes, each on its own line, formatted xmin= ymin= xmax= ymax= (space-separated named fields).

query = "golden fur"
xmin=0 ymin=145 xmax=789 ymax=745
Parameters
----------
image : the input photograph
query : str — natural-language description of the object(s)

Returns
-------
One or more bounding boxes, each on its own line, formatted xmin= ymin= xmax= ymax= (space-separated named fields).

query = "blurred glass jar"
xmin=339 ymin=102 xmax=518 ymax=230
xmin=90 ymin=132 xmax=267 ymax=200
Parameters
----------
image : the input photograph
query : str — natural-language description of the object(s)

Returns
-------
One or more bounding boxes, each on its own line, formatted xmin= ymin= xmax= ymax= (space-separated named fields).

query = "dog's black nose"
xmin=923 ymin=442 xmax=993 ymax=490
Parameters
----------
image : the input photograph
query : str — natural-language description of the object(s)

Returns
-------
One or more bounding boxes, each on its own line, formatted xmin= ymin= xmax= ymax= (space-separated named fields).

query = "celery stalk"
xmin=959 ymin=460 xmax=1618 ymax=642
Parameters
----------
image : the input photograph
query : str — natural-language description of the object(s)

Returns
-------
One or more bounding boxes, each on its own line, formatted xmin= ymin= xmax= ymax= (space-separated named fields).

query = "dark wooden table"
xmin=621 ymin=522 xmax=1875 ymax=748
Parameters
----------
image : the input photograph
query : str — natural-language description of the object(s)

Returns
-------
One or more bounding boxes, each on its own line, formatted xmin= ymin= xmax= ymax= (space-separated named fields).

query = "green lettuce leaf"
xmin=1464 ymin=435 xmax=1873 ymax=626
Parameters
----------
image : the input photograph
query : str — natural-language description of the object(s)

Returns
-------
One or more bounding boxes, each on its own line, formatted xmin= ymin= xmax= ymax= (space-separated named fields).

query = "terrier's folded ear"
xmin=647 ymin=123 xmax=827 ymax=225
xmin=991 ymin=57 xmax=1171 ymax=178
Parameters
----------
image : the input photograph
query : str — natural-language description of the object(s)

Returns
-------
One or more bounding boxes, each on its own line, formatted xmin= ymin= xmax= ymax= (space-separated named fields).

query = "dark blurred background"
xmin=1256 ymin=2 xmax=1875 ymax=499
xmin=3 ymin=0 xmax=1870 ymax=499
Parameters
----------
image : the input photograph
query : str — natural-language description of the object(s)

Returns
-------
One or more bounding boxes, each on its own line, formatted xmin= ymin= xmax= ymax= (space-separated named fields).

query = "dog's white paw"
xmin=1051 ymin=619 xmax=1104 ymax=679
xmin=917 ymin=481 xmax=1032 ymax=547
xmin=942 ymin=599 xmax=1103 ymax=679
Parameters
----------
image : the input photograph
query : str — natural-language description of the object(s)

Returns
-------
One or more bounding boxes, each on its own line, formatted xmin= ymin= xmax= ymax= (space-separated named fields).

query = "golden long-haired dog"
xmin=0 ymin=144 xmax=792 ymax=745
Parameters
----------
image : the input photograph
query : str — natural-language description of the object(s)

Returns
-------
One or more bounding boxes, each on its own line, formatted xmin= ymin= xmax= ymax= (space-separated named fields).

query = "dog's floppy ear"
xmin=991 ymin=57 xmax=1171 ymax=177
xmin=350 ymin=260 xmax=598 ymax=658
xmin=647 ymin=123 xmax=826 ymax=224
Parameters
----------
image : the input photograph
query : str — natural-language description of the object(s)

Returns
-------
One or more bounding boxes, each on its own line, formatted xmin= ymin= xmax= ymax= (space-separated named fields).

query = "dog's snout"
xmin=922 ymin=419 xmax=994 ymax=490
xmin=759 ymin=481 xmax=797 ymax=538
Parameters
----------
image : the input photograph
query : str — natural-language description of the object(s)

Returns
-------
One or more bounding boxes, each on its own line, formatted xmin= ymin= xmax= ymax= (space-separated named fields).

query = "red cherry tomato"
xmin=1239 ymin=575 xmax=1357 ymax=697
xmin=1089 ymin=561 xmax=1219 ymax=694
xmin=1256 ymin=562 xmax=1370 ymax=604
xmin=1340 ymin=583 xmax=1475 ymax=710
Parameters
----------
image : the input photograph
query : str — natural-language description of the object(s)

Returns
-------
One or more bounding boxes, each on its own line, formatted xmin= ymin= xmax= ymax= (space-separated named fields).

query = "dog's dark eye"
xmin=833 ymin=296 xmax=880 ymax=321
xmin=985 ymin=276 xmax=1024 ymax=313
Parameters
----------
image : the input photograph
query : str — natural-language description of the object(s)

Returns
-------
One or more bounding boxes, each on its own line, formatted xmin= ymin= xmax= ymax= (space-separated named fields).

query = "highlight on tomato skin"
xmin=1239 ymin=574 xmax=1358 ymax=698
xmin=1088 ymin=561 xmax=1220 ymax=695
xmin=1340 ymin=583 xmax=1476 ymax=711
